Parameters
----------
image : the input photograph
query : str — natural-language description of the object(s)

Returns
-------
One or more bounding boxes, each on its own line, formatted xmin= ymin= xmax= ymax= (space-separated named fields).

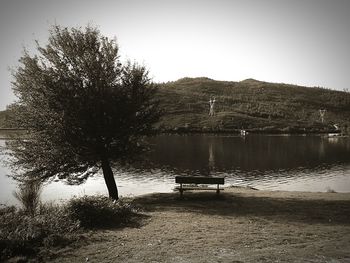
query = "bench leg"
xmin=180 ymin=183 xmax=183 ymax=197
xmin=216 ymin=184 xmax=220 ymax=194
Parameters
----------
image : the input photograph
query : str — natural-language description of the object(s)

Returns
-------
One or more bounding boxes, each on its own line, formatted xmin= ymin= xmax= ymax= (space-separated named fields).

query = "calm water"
xmin=1 ymin=132 xmax=350 ymax=205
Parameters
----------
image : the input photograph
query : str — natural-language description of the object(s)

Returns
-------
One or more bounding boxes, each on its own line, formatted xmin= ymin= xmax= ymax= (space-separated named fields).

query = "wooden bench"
xmin=175 ymin=176 xmax=225 ymax=197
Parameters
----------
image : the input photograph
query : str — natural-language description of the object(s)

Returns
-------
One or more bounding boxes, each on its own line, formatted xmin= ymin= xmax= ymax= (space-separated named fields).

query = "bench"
xmin=175 ymin=176 xmax=225 ymax=197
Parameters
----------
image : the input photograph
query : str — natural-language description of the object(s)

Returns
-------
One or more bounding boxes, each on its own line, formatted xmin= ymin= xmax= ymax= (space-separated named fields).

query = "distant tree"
xmin=7 ymin=25 xmax=160 ymax=200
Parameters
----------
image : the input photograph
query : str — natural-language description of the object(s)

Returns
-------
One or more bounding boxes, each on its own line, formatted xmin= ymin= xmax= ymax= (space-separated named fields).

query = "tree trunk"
xmin=101 ymin=158 xmax=119 ymax=200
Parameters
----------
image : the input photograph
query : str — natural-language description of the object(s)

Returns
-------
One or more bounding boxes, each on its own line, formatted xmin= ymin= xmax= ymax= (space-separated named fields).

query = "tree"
xmin=7 ymin=25 xmax=160 ymax=200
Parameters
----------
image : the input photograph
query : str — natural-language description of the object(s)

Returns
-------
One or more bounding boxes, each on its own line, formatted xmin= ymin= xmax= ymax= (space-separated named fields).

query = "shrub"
xmin=13 ymin=180 xmax=42 ymax=216
xmin=326 ymin=187 xmax=337 ymax=193
xmin=0 ymin=203 xmax=79 ymax=261
xmin=67 ymin=195 xmax=137 ymax=228
xmin=0 ymin=195 xmax=138 ymax=261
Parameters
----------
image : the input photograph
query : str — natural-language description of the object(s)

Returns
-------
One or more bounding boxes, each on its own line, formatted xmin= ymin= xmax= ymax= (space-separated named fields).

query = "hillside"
xmin=1 ymin=78 xmax=349 ymax=134
xmin=156 ymin=77 xmax=350 ymax=134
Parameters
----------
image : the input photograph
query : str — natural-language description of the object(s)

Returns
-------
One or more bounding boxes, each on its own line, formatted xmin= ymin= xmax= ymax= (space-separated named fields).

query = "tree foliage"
xmin=7 ymin=25 xmax=160 ymax=199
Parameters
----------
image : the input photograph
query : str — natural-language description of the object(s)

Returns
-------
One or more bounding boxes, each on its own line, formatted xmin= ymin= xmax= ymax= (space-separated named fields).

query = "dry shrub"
xmin=13 ymin=180 xmax=42 ymax=216
xmin=67 ymin=195 xmax=138 ymax=228
xmin=0 ymin=195 xmax=138 ymax=261
xmin=0 ymin=203 xmax=79 ymax=261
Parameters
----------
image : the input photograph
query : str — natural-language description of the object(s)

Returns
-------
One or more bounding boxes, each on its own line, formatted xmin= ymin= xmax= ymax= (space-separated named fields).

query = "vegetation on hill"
xmin=156 ymin=77 xmax=350 ymax=134
xmin=1 ymin=77 xmax=350 ymax=134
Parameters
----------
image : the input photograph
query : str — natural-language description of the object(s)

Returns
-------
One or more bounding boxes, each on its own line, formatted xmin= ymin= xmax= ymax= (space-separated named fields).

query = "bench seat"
xmin=175 ymin=186 xmax=225 ymax=191
xmin=175 ymin=176 xmax=225 ymax=197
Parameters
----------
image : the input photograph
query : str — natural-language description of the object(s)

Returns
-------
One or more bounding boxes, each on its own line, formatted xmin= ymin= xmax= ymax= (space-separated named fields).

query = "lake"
xmin=1 ymin=132 xmax=350 ymax=205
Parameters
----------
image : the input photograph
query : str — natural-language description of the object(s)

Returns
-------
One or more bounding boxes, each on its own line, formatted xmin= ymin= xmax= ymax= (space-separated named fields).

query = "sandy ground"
xmin=43 ymin=187 xmax=350 ymax=263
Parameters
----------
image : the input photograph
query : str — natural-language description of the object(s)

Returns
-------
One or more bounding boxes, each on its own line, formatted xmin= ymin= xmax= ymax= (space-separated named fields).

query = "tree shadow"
xmin=133 ymin=192 xmax=350 ymax=225
xmin=33 ymin=212 xmax=151 ymax=262
xmin=80 ymin=211 xmax=151 ymax=230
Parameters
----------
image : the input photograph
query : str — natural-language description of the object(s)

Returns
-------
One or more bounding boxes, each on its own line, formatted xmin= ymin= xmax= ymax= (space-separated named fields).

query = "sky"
xmin=0 ymin=0 xmax=350 ymax=110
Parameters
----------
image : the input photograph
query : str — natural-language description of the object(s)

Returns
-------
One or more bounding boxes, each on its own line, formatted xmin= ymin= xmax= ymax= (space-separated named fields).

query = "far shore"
xmin=43 ymin=187 xmax=350 ymax=263
xmin=0 ymin=127 xmax=347 ymax=137
xmin=157 ymin=127 xmax=344 ymax=136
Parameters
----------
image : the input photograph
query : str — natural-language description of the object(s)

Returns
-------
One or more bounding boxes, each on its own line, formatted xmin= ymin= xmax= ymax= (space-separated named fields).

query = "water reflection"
xmin=146 ymin=135 xmax=350 ymax=174
xmin=142 ymin=135 xmax=350 ymax=192
xmin=1 ymin=132 xmax=350 ymax=205
xmin=208 ymin=141 xmax=215 ymax=172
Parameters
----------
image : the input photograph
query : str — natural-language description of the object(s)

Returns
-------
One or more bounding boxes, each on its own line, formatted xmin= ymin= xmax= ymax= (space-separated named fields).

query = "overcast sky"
xmin=0 ymin=0 xmax=349 ymax=110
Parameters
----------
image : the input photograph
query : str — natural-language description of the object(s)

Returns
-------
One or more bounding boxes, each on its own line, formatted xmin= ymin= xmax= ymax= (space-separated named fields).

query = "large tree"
xmin=7 ymin=25 xmax=160 ymax=200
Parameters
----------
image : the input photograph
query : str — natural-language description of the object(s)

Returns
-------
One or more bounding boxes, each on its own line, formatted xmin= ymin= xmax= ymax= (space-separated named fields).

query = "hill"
xmin=156 ymin=77 xmax=350 ymax=134
xmin=1 ymin=78 xmax=349 ymax=134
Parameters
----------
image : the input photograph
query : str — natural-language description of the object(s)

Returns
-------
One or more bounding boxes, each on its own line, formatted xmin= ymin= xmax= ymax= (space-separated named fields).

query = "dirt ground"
xmin=44 ymin=187 xmax=350 ymax=263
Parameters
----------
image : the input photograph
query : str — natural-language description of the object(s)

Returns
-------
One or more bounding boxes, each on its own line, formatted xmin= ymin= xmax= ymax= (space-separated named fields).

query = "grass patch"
xmin=0 ymin=203 xmax=79 ymax=261
xmin=0 ymin=195 xmax=139 ymax=261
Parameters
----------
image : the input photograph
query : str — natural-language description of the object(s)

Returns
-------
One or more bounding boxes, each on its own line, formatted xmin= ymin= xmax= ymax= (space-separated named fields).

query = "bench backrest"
xmin=175 ymin=176 xmax=224 ymax=185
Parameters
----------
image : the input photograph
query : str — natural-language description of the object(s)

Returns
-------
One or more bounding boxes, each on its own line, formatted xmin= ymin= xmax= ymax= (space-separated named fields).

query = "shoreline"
xmin=0 ymin=127 xmax=346 ymax=136
xmin=156 ymin=129 xmax=345 ymax=136
xmin=3 ymin=184 xmax=350 ymax=208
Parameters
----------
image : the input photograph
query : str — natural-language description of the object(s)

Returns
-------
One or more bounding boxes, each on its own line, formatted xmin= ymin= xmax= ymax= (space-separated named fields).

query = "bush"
xmin=0 ymin=195 xmax=138 ymax=261
xmin=0 ymin=203 xmax=79 ymax=261
xmin=67 ymin=195 xmax=137 ymax=228
xmin=13 ymin=180 xmax=42 ymax=216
